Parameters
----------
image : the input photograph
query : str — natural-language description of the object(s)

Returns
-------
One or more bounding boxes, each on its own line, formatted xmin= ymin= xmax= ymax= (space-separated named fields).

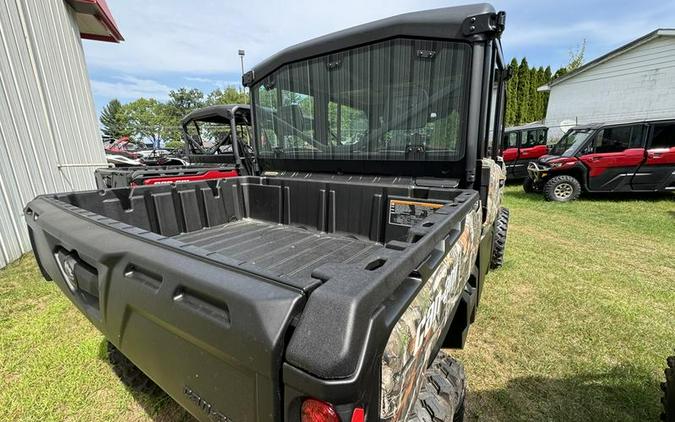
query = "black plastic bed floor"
xmin=172 ymin=219 xmax=384 ymax=281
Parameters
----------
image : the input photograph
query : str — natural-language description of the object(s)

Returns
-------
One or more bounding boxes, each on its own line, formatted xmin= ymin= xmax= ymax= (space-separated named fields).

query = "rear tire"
xmin=107 ymin=341 xmax=159 ymax=394
xmin=663 ymin=354 xmax=675 ymax=422
xmin=490 ymin=207 xmax=509 ymax=269
xmin=543 ymin=175 xmax=581 ymax=202
xmin=408 ymin=351 xmax=466 ymax=422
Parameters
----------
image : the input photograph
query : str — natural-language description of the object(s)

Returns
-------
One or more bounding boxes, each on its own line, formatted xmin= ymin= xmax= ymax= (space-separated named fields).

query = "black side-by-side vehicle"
xmin=95 ymin=105 xmax=253 ymax=188
xmin=26 ymin=4 xmax=510 ymax=421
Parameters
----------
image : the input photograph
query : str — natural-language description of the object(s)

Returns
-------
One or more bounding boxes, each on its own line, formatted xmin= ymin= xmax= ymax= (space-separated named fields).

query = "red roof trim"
xmin=80 ymin=33 xmax=119 ymax=43
xmin=66 ymin=0 xmax=124 ymax=43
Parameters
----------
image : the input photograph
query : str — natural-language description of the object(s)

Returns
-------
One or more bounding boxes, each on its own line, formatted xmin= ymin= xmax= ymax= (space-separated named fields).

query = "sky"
xmin=83 ymin=0 xmax=675 ymax=113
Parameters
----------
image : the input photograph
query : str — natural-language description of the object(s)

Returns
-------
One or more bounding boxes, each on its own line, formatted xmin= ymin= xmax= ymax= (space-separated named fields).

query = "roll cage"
xmin=180 ymin=104 xmax=254 ymax=173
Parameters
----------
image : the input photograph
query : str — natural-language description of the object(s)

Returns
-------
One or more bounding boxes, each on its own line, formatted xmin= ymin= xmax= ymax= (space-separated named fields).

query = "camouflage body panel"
xmin=481 ymin=158 xmax=506 ymax=233
xmin=380 ymin=206 xmax=482 ymax=421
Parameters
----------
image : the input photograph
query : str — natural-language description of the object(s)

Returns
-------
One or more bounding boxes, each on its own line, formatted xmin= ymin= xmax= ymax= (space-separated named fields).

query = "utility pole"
xmin=238 ymin=50 xmax=246 ymax=90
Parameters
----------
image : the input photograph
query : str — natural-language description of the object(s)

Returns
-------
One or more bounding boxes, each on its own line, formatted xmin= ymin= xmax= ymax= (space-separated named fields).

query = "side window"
xmin=502 ymin=132 xmax=518 ymax=149
xmin=536 ymin=128 xmax=547 ymax=145
xmin=649 ymin=123 xmax=675 ymax=149
xmin=590 ymin=125 xmax=644 ymax=154
xmin=522 ymin=129 xmax=535 ymax=147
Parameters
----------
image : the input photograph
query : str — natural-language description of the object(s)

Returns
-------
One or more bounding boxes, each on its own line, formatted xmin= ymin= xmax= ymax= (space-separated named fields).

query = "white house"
xmin=0 ymin=0 xmax=123 ymax=269
xmin=539 ymin=29 xmax=675 ymax=140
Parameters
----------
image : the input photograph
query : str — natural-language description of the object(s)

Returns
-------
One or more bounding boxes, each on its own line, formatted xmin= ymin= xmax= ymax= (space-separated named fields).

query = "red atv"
xmin=502 ymin=123 xmax=548 ymax=179
xmin=525 ymin=120 xmax=675 ymax=201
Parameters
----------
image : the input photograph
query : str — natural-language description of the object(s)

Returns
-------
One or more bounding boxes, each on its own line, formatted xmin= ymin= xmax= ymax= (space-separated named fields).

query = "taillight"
xmin=301 ymin=399 xmax=339 ymax=422
xmin=351 ymin=407 xmax=365 ymax=422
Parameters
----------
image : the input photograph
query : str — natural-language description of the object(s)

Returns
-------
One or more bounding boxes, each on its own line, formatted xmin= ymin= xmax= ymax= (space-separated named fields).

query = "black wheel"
xmin=543 ymin=175 xmax=581 ymax=202
xmin=522 ymin=177 xmax=539 ymax=193
xmin=107 ymin=341 xmax=159 ymax=394
xmin=663 ymin=354 xmax=675 ymax=422
xmin=408 ymin=351 xmax=466 ymax=422
xmin=490 ymin=207 xmax=509 ymax=269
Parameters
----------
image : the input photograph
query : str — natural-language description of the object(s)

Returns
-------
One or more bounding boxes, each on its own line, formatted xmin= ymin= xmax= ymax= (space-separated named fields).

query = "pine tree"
xmin=516 ymin=58 xmax=530 ymax=124
xmin=505 ymin=58 xmax=519 ymax=126
xmin=542 ymin=66 xmax=552 ymax=120
xmin=100 ymin=99 xmax=128 ymax=140
xmin=533 ymin=67 xmax=545 ymax=121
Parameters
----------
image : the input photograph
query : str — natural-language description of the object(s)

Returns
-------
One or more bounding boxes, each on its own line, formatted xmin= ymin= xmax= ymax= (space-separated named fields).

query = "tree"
xmin=567 ymin=39 xmax=586 ymax=72
xmin=120 ymin=98 xmax=168 ymax=147
xmin=542 ymin=66 xmax=552 ymax=117
xmin=505 ymin=58 xmax=519 ymax=126
xmin=165 ymin=88 xmax=205 ymax=122
xmin=206 ymin=86 xmax=249 ymax=105
xmin=515 ymin=58 xmax=530 ymax=124
xmin=100 ymin=99 xmax=129 ymax=140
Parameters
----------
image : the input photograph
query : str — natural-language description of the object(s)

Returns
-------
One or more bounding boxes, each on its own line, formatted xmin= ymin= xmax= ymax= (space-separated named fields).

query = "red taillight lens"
xmin=301 ymin=398 xmax=339 ymax=422
xmin=351 ymin=407 xmax=365 ymax=422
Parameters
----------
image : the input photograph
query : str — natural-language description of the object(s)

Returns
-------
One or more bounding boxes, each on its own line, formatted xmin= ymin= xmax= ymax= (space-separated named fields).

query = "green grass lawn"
xmin=1 ymin=186 xmax=673 ymax=421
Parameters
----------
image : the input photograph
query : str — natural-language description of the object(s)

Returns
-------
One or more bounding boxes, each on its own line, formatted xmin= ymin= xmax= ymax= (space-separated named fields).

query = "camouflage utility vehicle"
xmin=25 ymin=4 xmax=509 ymax=421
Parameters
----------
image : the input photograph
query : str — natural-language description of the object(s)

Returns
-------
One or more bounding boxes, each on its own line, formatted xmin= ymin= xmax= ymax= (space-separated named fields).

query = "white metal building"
xmin=0 ymin=0 xmax=123 ymax=269
xmin=539 ymin=29 xmax=675 ymax=139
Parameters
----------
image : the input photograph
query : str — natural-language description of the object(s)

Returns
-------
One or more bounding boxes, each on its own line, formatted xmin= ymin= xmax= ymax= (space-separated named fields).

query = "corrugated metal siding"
xmin=545 ymin=36 xmax=675 ymax=139
xmin=0 ymin=0 xmax=106 ymax=268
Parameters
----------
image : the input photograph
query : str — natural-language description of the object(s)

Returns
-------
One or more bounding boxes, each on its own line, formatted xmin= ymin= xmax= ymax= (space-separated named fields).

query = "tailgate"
xmin=25 ymin=196 xmax=305 ymax=422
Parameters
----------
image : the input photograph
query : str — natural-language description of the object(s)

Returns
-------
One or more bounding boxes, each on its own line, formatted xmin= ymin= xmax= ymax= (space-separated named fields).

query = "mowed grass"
xmin=0 ymin=186 xmax=673 ymax=421
xmin=455 ymin=187 xmax=675 ymax=421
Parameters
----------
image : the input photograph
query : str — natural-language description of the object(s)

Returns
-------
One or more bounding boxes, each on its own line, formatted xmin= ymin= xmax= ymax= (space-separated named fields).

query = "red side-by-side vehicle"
xmin=525 ymin=119 xmax=675 ymax=201
xmin=501 ymin=123 xmax=548 ymax=179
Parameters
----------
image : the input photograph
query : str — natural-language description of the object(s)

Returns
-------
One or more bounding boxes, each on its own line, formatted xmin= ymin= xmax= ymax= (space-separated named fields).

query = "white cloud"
xmin=83 ymin=0 xmax=675 ymax=107
xmin=82 ymin=0 xmax=430 ymax=75
xmin=90 ymin=76 xmax=173 ymax=100
xmin=183 ymin=76 xmax=241 ymax=87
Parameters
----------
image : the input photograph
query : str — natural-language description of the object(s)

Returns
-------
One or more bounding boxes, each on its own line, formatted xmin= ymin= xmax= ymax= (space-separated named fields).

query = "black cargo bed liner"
xmin=173 ymin=219 xmax=383 ymax=281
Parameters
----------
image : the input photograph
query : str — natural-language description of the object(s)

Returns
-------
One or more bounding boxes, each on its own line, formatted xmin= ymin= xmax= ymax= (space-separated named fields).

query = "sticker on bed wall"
xmin=388 ymin=199 xmax=444 ymax=227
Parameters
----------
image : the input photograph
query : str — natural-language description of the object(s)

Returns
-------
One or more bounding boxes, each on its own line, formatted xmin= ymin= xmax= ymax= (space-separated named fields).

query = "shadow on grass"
xmin=466 ymin=364 xmax=660 ymax=422
xmin=505 ymin=187 xmax=675 ymax=204
xmin=579 ymin=191 xmax=675 ymax=202
xmin=98 ymin=340 xmax=195 ymax=421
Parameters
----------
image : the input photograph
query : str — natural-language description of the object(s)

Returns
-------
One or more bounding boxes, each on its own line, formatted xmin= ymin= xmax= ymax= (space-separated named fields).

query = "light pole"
xmin=238 ymin=49 xmax=246 ymax=90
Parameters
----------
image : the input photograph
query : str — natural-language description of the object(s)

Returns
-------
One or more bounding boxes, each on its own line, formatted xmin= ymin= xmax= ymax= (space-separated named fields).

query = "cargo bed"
xmin=173 ymin=219 xmax=383 ymax=282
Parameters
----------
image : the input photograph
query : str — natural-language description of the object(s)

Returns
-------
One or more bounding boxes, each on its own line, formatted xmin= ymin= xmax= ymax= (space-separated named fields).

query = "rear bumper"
xmin=25 ymin=196 xmax=304 ymax=422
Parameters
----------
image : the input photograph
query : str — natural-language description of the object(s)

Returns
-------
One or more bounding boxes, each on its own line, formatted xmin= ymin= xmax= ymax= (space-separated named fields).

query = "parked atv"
xmin=502 ymin=123 xmax=548 ymax=180
xmin=95 ymin=105 xmax=252 ymax=188
xmin=525 ymin=120 xmax=675 ymax=201
xmin=26 ymin=5 xmax=509 ymax=421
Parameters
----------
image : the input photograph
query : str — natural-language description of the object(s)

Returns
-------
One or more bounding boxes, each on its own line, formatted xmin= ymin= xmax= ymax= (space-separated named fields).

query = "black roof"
xmin=244 ymin=3 xmax=498 ymax=86
xmin=569 ymin=117 xmax=675 ymax=131
xmin=504 ymin=121 xmax=547 ymax=132
xmin=180 ymin=104 xmax=251 ymax=126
